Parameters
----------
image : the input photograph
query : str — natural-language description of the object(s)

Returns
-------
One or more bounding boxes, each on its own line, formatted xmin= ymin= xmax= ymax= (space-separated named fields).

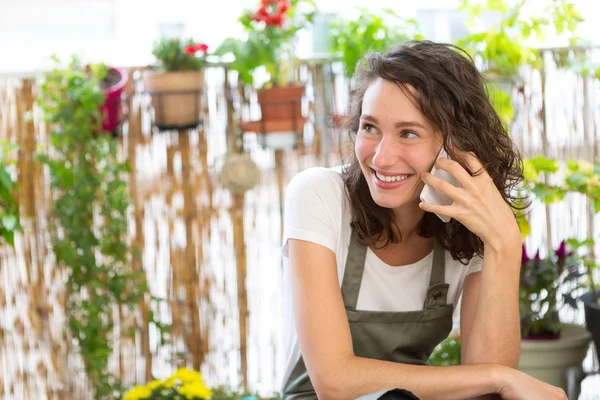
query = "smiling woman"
xmin=343 ymin=41 xmax=524 ymax=261
xmin=354 ymin=79 xmax=440 ymax=212
xmin=281 ymin=40 xmax=569 ymax=400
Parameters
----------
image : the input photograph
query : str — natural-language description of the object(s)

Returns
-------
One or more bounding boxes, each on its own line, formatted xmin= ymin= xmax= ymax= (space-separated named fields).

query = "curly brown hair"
xmin=342 ymin=40 xmax=525 ymax=262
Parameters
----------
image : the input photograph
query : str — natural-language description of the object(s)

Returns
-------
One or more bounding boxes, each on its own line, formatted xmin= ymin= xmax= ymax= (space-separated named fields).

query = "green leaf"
xmin=530 ymin=184 xmax=566 ymax=204
xmin=523 ymin=159 xmax=540 ymax=182
xmin=1 ymin=214 xmax=17 ymax=231
xmin=2 ymin=230 xmax=14 ymax=246
xmin=528 ymin=156 xmax=560 ymax=174
xmin=516 ymin=214 xmax=531 ymax=239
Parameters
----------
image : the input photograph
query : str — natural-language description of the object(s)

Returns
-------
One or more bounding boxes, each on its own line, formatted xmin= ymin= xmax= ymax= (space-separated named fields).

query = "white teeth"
xmin=375 ymin=171 xmax=409 ymax=182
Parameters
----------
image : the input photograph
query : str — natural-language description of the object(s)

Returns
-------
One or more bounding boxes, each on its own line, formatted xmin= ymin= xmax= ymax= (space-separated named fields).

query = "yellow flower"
xmin=123 ymin=385 xmax=152 ymax=400
xmin=163 ymin=376 xmax=176 ymax=388
xmin=172 ymin=367 xmax=205 ymax=385
xmin=147 ymin=379 xmax=162 ymax=391
xmin=178 ymin=381 xmax=213 ymax=399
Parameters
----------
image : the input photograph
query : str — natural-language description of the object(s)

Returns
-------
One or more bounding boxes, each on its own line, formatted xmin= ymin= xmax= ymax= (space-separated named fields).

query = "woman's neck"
xmin=391 ymin=200 xmax=426 ymax=242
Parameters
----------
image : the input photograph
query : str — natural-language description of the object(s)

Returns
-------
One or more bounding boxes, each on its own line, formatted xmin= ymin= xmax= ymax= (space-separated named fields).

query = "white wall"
xmin=0 ymin=0 xmax=598 ymax=76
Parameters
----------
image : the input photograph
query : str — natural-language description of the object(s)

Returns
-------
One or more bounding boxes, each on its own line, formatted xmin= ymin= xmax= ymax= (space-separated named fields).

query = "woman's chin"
xmin=369 ymin=191 xmax=418 ymax=210
xmin=371 ymin=196 xmax=404 ymax=210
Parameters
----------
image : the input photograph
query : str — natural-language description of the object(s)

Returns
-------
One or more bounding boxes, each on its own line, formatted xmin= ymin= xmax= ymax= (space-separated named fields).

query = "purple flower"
xmin=555 ymin=240 xmax=573 ymax=260
xmin=522 ymin=244 xmax=529 ymax=264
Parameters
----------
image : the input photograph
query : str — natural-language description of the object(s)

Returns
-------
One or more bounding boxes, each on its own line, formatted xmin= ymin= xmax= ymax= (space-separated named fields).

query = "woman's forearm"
xmin=316 ymin=355 xmax=505 ymax=400
xmin=462 ymin=239 xmax=522 ymax=368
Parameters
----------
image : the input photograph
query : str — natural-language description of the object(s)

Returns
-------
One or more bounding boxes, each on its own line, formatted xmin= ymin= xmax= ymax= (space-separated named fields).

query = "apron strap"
xmin=428 ymin=239 xmax=446 ymax=287
xmin=423 ymin=239 xmax=449 ymax=309
xmin=341 ymin=228 xmax=367 ymax=310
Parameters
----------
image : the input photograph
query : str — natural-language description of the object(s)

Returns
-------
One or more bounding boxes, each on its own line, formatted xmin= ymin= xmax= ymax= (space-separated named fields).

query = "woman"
xmin=280 ymin=41 xmax=566 ymax=400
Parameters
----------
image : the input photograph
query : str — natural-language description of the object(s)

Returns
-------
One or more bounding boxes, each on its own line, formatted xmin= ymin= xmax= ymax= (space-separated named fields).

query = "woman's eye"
xmin=360 ymin=123 xmax=377 ymax=134
xmin=401 ymin=130 xmax=418 ymax=139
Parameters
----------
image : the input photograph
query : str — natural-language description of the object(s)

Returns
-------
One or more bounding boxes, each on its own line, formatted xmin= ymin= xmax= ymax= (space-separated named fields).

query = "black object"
xmin=581 ymin=291 xmax=600 ymax=357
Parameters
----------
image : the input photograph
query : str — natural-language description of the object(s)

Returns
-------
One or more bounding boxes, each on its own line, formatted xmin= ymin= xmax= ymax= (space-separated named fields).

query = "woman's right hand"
xmin=496 ymin=366 xmax=568 ymax=400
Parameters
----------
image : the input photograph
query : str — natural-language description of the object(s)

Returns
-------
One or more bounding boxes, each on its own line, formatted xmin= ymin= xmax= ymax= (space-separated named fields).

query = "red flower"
xmin=277 ymin=0 xmax=289 ymax=13
xmin=253 ymin=7 xmax=269 ymax=23
xmin=184 ymin=43 xmax=209 ymax=56
xmin=267 ymin=13 xmax=284 ymax=27
xmin=253 ymin=0 xmax=288 ymax=26
xmin=256 ymin=5 xmax=269 ymax=17
xmin=184 ymin=45 xmax=197 ymax=55
xmin=195 ymin=43 xmax=209 ymax=54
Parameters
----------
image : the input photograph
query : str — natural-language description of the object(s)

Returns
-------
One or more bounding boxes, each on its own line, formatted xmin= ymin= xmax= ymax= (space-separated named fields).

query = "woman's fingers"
xmin=418 ymin=199 xmax=455 ymax=219
xmin=421 ymin=170 xmax=465 ymax=203
xmin=432 ymin=157 xmax=476 ymax=191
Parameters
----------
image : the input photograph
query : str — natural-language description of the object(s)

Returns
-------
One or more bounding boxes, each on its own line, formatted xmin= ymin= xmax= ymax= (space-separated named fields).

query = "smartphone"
xmin=419 ymin=147 xmax=461 ymax=223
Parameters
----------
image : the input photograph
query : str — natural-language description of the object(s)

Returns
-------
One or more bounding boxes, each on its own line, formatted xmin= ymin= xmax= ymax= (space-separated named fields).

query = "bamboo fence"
xmin=1 ymin=49 xmax=600 ymax=398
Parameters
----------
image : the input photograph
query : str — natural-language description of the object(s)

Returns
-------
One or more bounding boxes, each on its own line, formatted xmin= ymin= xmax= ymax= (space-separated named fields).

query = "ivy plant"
xmin=0 ymin=141 xmax=22 ymax=246
xmin=36 ymin=56 xmax=149 ymax=399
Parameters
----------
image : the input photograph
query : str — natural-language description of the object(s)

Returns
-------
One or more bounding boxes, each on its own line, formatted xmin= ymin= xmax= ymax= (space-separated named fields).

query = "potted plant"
xmin=142 ymin=38 xmax=209 ymax=130
xmin=215 ymin=0 xmax=317 ymax=137
xmin=456 ymin=0 xmax=583 ymax=127
xmin=99 ymin=66 xmax=128 ymax=136
xmin=457 ymin=0 xmax=582 ymax=81
xmin=326 ymin=8 xmax=421 ymax=128
xmin=328 ymin=8 xmax=421 ymax=80
xmin=517 ymin=239 xmax=591 ymax=391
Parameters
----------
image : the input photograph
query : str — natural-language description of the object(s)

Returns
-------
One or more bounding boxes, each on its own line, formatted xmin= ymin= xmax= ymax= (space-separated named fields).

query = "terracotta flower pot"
xmin=142 ymin=69 xmax=204 ymax=130
xmin=257 ymin=83 xmax=305 ymax=122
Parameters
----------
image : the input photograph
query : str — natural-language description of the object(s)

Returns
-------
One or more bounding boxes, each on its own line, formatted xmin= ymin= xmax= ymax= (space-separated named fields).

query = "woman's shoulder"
xmin=286 ymin=166 xmax=346 ymax=198
xmin=288 ymin=166 xmax=345 ymax=185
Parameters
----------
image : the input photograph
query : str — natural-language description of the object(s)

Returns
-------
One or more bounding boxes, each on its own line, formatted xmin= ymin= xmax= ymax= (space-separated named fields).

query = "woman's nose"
xmin=372 ymin=136 xmax=400 ymax=168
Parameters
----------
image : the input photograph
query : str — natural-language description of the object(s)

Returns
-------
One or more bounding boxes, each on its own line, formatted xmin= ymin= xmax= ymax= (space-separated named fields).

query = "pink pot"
xmin=100 ymin=68 xmax=128 ymax=134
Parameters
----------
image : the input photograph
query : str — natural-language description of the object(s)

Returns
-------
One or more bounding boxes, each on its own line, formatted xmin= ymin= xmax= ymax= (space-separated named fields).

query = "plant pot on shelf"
xmin=100 ymin=67 xmax=128 ymax=136
xmin=142 ymin=69 xmax=204 ymax=130
xmin=581 ymin=291 xmax=600 ymax=359
xmin=240 ymin=83 xmax=306 ymax=149
xmin=517 ymin=323 xmax=591 ymax=394
xmin=257 ymin=83 xmax=305 ymax=122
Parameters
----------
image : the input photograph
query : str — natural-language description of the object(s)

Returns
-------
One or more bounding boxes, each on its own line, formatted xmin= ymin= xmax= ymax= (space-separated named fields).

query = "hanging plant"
xmin=36 ymin=56 xmax=150 ymax=399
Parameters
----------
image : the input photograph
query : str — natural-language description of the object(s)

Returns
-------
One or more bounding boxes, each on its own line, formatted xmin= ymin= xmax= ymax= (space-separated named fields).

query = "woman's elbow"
xmin=312 ymin=368 xmax=352 ymax=400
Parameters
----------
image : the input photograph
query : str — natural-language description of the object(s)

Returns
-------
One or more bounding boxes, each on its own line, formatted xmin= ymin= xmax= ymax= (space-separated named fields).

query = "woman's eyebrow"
xmin=360 ymin=114 xmax=427 ymax=130
xmin=394 ymin=121 xmax=427 ymax=130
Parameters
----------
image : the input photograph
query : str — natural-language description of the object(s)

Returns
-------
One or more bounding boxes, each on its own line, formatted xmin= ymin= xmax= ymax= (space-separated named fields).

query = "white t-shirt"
xmin=280 ymin=166 xmax=483 ymax=394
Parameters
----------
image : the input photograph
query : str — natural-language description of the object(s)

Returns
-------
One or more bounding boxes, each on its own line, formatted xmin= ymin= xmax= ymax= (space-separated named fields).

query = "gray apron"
xmin=283 ymin=229 xmax=454 ymax=400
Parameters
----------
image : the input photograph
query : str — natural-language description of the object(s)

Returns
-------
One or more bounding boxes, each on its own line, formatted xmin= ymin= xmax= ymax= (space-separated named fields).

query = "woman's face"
xmin=355 ymin=78 xmax=443 ymax=211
